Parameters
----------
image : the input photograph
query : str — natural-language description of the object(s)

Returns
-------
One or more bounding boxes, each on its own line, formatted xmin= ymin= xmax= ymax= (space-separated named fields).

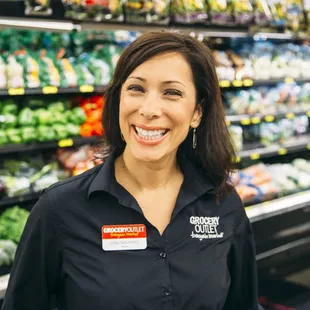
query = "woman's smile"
xmin=132 ymin=125 xmax=170 ymax=145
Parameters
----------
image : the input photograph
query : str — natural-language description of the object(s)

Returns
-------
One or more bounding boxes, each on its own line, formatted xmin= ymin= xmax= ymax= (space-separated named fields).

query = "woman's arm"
xmin=2 ymin=191 xmax=63 ymax=310
xmin=223 ymin=192 xmax=259 ymax=310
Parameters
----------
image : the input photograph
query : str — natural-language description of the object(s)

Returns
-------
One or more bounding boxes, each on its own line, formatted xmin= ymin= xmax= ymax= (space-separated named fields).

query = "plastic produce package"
xmin=63 ymin=0 xmax=124 ymax=22
xmin=0 ymin=58 xmax=6 ymax=89
xmin=286 ymin=0 xmax=305 ymax=32
xmin=229 ymin=125 xmax=243 ymax=151
xmin=232 ymin=0 xmax=254 ymax=25
xmin=5 ymin=55 xmax=24 ymax=89
xmin=253 ymin=0 xmax=273 ymax=25
xmin=207 ymin=0 xmax=234 ymax=24
xmin=234 ymin=163 xmax=279 ymax=204
xmin=25 ymin=0 xmax=52 ymax=16
xmin=170 ymin=0 xmax=208 ymax=24
xmin=268 ymin=0 xmax=286 ymax=27
xmin=38 ymin=51 xmax=61 ymax=87
xmin=123 ymin=0 xmax=170 ymax=24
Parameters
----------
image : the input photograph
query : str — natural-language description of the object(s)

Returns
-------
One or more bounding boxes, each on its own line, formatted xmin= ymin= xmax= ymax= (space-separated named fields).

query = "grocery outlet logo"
xmin=190 ymin=216 xmax=224 ymax=241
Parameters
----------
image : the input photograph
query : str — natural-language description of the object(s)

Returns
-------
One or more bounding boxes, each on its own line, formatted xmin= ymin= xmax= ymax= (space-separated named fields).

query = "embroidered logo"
xmin=190 ymin=216 xmax=224 ymax=241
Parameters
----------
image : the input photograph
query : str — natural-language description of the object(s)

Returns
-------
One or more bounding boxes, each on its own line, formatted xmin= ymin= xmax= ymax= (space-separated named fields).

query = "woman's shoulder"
xmin=44 ymin=163 xmax=104 ymax=203
xmin=218 ymin=187 xmax=249 ymax=226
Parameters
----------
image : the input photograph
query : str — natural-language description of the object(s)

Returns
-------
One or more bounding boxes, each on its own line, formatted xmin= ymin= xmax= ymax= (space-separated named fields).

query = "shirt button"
xmin=164 ymin=290 xmax=171 ymax=296
xmin=159 ymin=252 xmax=167 ymax=258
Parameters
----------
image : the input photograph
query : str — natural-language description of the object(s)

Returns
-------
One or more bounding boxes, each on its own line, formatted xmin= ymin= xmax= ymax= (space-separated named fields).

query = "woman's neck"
xmin=115 ymin=148 xmax=181 ymax=191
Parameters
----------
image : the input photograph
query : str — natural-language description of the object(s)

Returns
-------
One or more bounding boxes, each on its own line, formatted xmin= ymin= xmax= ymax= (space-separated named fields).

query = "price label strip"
xmin=42 ymin=86 xmax=58 ymax=94
xmin=80 ymin=85 xmax=95 ymax=93
xmin=284 ymin=77 xmax=295 ymax=84
xmin=58 ymin=139 xmax=74 ymax=148
xmin=8 ymin=88 xmax=25 ymax=96
xmin=243 ymin=79 xmax=254 ymax=87
xmin=251 ymin=117 xmax=261 ymax=124
xmin=219 ymin=80 xmax=230 ymax=88
xmin=286 ymin=113 xmax=295 ymax=119
xmin=232 ymin=80 xmax=243 ymax=87
xmin=264 ymin=115 xmax=275 ymax=122
xmin=250 ymin=153 xmax=260 ymax=160
xmin=278 ymin=148 xmax=288 ymax=155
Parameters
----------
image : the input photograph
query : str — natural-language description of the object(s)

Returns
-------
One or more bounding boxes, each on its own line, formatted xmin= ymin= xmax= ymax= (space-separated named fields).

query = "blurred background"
xmin=1 ymin=0 xmax=310 ymax=309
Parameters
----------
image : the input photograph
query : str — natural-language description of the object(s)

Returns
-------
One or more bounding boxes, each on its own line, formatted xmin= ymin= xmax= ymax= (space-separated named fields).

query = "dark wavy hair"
xmin=101 ymin=30 xmax=236 ymax=198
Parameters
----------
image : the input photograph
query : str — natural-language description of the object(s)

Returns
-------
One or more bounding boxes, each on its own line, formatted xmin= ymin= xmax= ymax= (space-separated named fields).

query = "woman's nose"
xmin=139 ymin=92 xmax=162 ymax=119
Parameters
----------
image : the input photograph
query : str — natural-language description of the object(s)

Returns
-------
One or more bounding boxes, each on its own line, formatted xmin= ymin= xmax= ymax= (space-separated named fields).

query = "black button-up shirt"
xmin=2 ymin=151 xmax=258 ymax=310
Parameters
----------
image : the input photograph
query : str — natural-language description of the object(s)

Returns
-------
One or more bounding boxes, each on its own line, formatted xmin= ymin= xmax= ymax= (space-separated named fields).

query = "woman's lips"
xmin=132 ymin=125 xmax=169 ymax=145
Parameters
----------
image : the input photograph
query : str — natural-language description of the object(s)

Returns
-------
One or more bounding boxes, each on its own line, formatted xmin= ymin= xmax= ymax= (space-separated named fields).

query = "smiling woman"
xmin=103 ymin=31 xmax=236 ymax=199
xmin=2 ymin=30 xmax=260 ymax=310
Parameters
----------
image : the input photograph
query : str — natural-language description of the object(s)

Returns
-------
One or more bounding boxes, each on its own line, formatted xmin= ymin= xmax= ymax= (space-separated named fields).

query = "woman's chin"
xmin=128 ymin=146 xmax=169 ymax=164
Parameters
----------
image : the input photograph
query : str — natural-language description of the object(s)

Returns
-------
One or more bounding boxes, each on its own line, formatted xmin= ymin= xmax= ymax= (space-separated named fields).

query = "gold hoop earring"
xmin=192 ymin=128 xmax=197 ymax=149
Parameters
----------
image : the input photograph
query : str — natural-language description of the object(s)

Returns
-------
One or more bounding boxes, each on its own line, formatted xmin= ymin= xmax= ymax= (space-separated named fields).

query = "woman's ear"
xmin=191 ymin=104 xmax=202 ymax=128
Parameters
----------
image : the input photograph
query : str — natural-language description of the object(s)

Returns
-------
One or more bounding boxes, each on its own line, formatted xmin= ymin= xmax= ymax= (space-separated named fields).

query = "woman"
xmin=2 ymin=31 xmax=258 ymax=310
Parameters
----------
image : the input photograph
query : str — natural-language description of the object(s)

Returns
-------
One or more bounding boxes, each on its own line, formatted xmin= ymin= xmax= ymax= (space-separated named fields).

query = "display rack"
xmin=1 ymin=6 xmax=310 ymax=307
xmin=0 ymin=192 xmax=40 ymax=208
xmin=227 ymin=110 xmax=310 ymax=126
xmin=1 ymin=14 xmax=310 ymax=41
xmin=0 ymin=86 xmax=104 ymax=96
xmin=246 ymin=190 xmax=310 ymax=223
xmin=238 ymin=135 xmax=310 ymax=161
xmin=0 ymin=137 xmax=100 ymax=155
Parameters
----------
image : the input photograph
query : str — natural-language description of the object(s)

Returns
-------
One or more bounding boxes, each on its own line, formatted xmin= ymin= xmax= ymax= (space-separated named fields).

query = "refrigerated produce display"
xmin=1 ymin=1 xmax=310 ymax=308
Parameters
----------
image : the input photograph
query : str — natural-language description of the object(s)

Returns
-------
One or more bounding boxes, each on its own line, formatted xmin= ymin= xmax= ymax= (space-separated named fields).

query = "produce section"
xmin=0 ymin=96 xmax=105 ymax=146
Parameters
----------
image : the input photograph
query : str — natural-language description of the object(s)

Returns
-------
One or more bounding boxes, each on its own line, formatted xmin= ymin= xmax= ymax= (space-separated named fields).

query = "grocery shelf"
xmin=1 ymin=16 xmax=309 ymax=41
xmin=0 ymin=16 xmax=78 ymax=32
xmin=226 ymin=109 xmax=310 ymax=126
xmin=246 ymin=190 xmax=310 ymax=223
xmin=0 ymin=85 xmax=105 ymax=96
xmin=238 ymin=134 xmax=310 ymax=161
xmin=219 ymin=78 xmax=310 ymax=89
xmin=0 ymin=192 xmax=41 ymax=208
xmin=1 ymin=78 xmax=309 ymax=98
xmin=0 ymin=136 xmax=101 ymax=155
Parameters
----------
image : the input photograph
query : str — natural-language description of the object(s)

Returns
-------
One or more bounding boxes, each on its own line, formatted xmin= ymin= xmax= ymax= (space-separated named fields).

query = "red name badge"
xmin=102 ymin=224 xmax=147 ymax=251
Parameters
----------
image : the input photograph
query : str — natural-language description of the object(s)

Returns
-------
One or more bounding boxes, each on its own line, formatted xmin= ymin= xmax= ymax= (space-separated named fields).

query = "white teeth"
xmin=135 ymin=126 xmax=167 ymax=140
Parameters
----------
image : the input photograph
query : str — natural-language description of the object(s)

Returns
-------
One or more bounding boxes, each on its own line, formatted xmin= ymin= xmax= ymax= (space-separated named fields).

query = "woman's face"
xmin=119 ymin=52 xmax=202 ymax=164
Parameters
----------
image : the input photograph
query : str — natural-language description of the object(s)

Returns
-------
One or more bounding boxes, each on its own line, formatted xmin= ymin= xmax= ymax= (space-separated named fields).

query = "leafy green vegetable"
xmin=18 ymin=108 xmax=36 ymax=127
xmin=21 ymin=127 xmax=37 ymax=143
xmin=69 ymin=107 xmax=86 ymax=125
xmin=52 ymin=124 xmax=68 ymax=140
xmin=2 ymin=114 xmax=17 ymax=129
xmin=67 ymin=123 xmax=80 ymax=136
xmin=6 ymin=128 xmax=22 ymax=144
xmin=0 ymin=240 xmax=17 ymax=262
xmin=36 ymin=109 xmax=52 ymax=125
xmin=37 ymin=125 xmax=56 ymax=142
xmin=0 ymin=206 xmax=30 ymax=243
xmin=2 ymin=103 xmax=18 ymax=115
xmin=48 ymin=102 xmax=66 ymax=113
xmin=0 ymin=130 xmax=8 ymax=145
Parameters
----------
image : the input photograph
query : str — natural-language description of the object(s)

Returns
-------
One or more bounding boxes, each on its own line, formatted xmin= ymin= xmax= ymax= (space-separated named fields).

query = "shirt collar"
xmin=88 ymin=149 xmax=130 ymax=202
xmin=88 ymin=150 xmax=216 ymax=206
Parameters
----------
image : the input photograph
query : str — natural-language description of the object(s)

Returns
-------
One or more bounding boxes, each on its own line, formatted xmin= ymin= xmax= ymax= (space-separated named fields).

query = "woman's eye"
xmin=127 ymin=85 xmax=144 ymax=93
xmin=164 ymin=89 xmax=183 ymax=97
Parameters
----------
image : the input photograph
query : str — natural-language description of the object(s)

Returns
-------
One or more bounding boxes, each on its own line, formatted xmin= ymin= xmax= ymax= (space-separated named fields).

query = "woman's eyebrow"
xmin=127 ymin=77 xmax=186 ymax=87
xmin=162 ymin=80 xmax=186 ymax=87
xmin=127 ymin=76 xmax=146 ymax=82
